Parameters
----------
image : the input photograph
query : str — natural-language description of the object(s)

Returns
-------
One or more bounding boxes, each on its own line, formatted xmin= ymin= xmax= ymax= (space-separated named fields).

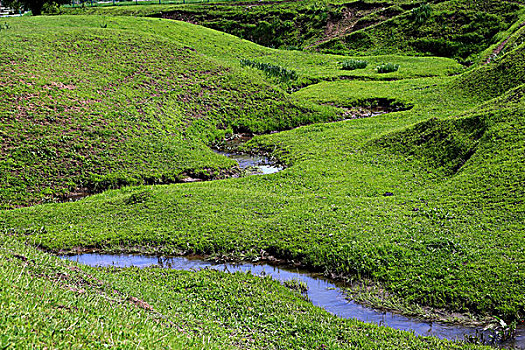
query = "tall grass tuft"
xmin=411 ymin=3 xmax=432 ymax=25
xmin=376 ymin=63 xmax=400 ymax=73
xmin=340 ymin=59 xmax=368 ymax=70
xmin=240 ymin=59 xmax=298 ymax=82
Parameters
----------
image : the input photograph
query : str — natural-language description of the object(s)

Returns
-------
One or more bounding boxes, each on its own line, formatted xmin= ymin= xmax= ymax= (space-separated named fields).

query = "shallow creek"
xmin=61 ymin=253 xmax=524 ymax=349
xmin=215 ymin=150 xmax=283 ymax=175
xmin=212 ymin=133 xmax=283 ymax=175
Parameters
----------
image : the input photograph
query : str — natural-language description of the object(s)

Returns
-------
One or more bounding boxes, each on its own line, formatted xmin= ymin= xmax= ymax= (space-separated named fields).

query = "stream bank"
xmin=61 ymin=253 xmax=525 ymax=349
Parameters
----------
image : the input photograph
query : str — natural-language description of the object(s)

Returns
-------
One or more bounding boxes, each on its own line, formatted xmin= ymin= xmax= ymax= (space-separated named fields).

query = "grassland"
xmin=1 ymin=2 xmax=524 ymax=348
xmin=59 ymin=0 xmax=525 ymax=64
xmin=0 ymin=15 xmax=462 ymax=208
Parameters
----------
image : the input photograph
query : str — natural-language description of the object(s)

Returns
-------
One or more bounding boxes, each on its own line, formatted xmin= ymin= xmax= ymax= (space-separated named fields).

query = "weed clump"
xmin=376 ymin=63 xmax=400 ymax=73
xmin=340 ymin=59 xmax=368 ymax=70
xmin=124 ymin=190 xmax=152 ymax=205
xmin=240 ymin=59 xmax=298 ymax=82
xmin=410 ymin=3 xmax=432 ymax=25
xmin=283 ymin=278 xmax=308 ymax=293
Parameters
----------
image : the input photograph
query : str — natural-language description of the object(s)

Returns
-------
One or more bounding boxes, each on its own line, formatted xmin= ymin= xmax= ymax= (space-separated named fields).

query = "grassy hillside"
xmin=0 ymin=9 xmax=524 ymax=349
xmin=60 ymin=0 xmax=525 ymax=64
xmin=0 ymin=16 xmax=461 ymax=208
xmin=317 ymin=0 xmax=524 ymax=63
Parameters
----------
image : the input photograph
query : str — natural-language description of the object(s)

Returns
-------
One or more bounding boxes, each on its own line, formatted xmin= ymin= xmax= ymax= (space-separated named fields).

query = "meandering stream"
xmin=59 ymin=121 xmax=524 ymax=349
xmin=61 ymin=253 xmax=525 ymax=349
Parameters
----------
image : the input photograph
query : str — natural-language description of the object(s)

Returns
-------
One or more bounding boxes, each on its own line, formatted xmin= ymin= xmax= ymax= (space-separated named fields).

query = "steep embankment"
xmin=452 ymin=41 xmax=525 ymax=99
xmin=315 ymin=0 xmax=523 ymax=63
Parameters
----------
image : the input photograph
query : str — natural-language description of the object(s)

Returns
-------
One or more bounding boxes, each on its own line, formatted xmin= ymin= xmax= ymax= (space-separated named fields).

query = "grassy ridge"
xmin=61 ymin=0 xmax=525 ymax=63
xmin=58 ymin=0 xmax=411 ymax=49
xmin=0 ymin=16 xmax=462 ymax=208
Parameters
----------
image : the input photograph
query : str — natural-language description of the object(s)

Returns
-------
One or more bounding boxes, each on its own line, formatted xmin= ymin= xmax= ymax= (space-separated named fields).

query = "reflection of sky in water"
xmin=214 ymin=151 xmax=283 ymax=175
xmin=61 ymin=253 xmax=525 ymax=348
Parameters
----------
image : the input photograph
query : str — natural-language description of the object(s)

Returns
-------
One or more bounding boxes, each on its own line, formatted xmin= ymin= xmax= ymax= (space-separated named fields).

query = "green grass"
xmin=58 ymin=0 xmax=403 ymax=49
xmin=0 ymin=10 xmax=524 ymax=349
xmin=340 ymin=59 xmax=368 ymax=70
xmin=3 ymin=70 xmax=524 ymax=322
xmin=0 ymin=236 xmax=491 ymax=349
xmin=0 ymin=15 xmax=462 ymax=208
xmin=316 ymin=0 xmax=524 ymax=63
xmin=376 ymin=62 xmax=400 ymax=73
xmin=60 ymin=0 xmax=525 ymax=64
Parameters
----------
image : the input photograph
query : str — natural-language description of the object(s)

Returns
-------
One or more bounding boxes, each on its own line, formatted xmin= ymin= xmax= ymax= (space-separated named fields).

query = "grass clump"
xmin=240 ymin=59 xmax=298 ymax=82
xmin=376 ymin=63 xmax=400 ymax=73
xmin=340 ymin=59 xmax=368 ymax=71
xmin=411 ymin=3 xmax=432 ymax=25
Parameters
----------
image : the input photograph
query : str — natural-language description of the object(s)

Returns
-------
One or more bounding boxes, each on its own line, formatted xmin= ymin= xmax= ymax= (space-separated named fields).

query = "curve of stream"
xmin=215 ymin=150 xmax=283 ymax=175
xmin=61 ymin=253 xmax=524 ymax=349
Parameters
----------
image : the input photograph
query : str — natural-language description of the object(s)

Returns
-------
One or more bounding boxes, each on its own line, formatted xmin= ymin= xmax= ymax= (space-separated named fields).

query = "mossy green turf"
xmin=60 ymin=0 xmax=524 ymax=64
xmin=1 ymin=11 xmax=524 ymax=348
xmin=0 ymin=237 xmax=488 ymax=349
xmin=0 ymin=15 xmax=461 ymax=208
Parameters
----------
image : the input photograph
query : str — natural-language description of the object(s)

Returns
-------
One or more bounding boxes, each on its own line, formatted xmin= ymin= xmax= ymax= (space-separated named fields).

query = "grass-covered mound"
xmin=453 ymin=41 xmax=525 ymax=100
xmin=0 ymin=16 xmax=462 ymax=208
xmin=62 ymin=0 xmax=525 ymax=64
xmin=0 ymin=16 xmax=325 ymax=208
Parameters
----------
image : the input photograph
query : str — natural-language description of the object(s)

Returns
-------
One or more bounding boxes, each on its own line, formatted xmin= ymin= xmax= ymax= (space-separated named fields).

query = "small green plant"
xmin=240 ymin=59 xmax=298 ymax=82
xmin=0 ymin=23 xmax=10 ymax=31
xmin=100 ymin=16 xmax=107 ymax=29
xmin=411 ymin=3 xmax=432 ymax=25
xmin=376 ymin=63 xmax=400 ymax=73
xmin=491 ymin=316 xmax=517 ymax=342
xmin=124 ymin=190 xmax=152 ymax=205
xmin=283 ymin=278 xmax=308 ymax=293
xmin=340 ymin=59 xmax=368 ymax=70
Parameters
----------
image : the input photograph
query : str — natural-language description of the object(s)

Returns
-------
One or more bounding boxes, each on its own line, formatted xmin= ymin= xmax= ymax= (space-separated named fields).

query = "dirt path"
xmin=485 ymin=21 xmax=525 ymax=64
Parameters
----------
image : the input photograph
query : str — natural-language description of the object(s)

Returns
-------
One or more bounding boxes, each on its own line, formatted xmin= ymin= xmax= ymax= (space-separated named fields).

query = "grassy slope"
xmin=0 ymin=12 xmax=524 ymax=349
xmin=61 ymin=0 xmax=525 ymax=64
xmin=58 ymin=0 xmax=415 ymax=49
xmin=3 ymin=238 xmax=487 ymax=349
xmin=316 ymin=0 xmax=524 ymax=63
xmin=0 ymin=15 xmax=461 ymax=208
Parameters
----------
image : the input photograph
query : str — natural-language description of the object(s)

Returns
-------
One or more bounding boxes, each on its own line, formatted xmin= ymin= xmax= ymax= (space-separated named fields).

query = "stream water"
xmin=213 ymin=133 xmax=283 ymax=175
xmin=215 ymin=150 xmax=283 ymax=175
xmin=61 ymin=253 xmax=524 ymax=349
